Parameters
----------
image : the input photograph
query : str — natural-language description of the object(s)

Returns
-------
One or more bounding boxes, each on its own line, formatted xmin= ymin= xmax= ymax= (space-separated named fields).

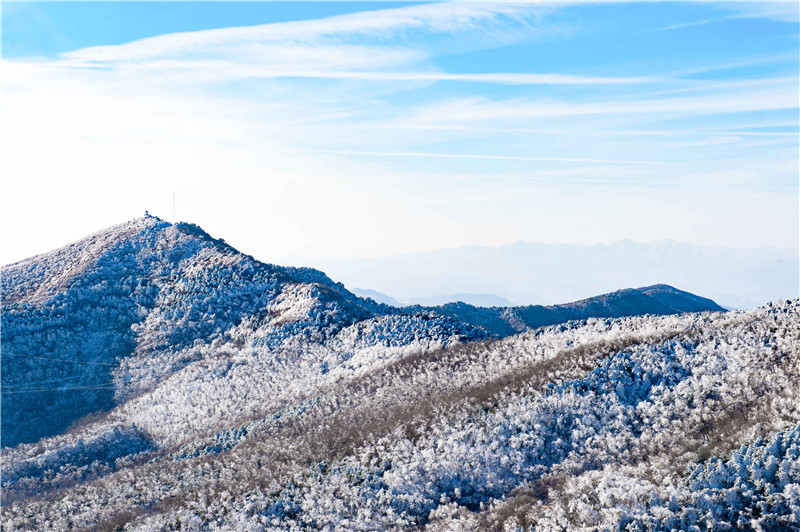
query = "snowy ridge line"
xmin=148 ymin=306 xmax=800 ymax=528
xmin=343 ymin=326 xmax=688 ymax=410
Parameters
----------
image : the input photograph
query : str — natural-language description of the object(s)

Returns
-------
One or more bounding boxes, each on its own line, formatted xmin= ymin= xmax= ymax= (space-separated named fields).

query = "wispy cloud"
xmin=287 ymin=148 xmax=667 ymax=165
xmin=395 ymin=83 xmax=797 ymax=125
xmin=373 ymin=123 xmax=798 ymax=137
xmin=61 ymin=2 xmax=544 ymax=63
xmin=648 ymin=0 xmax=799 ymax=32
xmin=667 ymin=53 xmax=799 ymax=77
xmin=249 ymin=70 xmax=657 ymax=85
xmin=7 ymin=2 xmax=605 ymax=90
xmin=648 ymin=17 xmax=728 ymax=32
xmin=726 ymin=1 xmax=799 ymax=23
xmin=12 ymin=60 xmax=660 ymax=86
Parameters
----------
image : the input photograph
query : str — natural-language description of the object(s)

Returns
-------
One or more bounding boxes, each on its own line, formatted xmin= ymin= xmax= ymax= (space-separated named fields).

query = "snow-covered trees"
xmin=3 ymin=299 xmax=798 ymax=531
xmin=2 ymin=218 xmax=798 ymax=531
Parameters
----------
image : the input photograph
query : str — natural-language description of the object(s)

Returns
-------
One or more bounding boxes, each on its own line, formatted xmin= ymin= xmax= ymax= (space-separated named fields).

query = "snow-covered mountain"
xmin=1 ymin=216 xmax=486 ymax=449
xmin=410 ymin=284 xmax=725 ymax=336
xmin=349 ymin=288 xmax=404 ymax=307
xmin=0 ymin=216 xmax=721 ymax=449
xmin=406 ymin=293 xmax=514 ymax=307
xmin=351 ymin=290 xmax=515 ymax=308
xmin=2 ymin=217 xmax=798 ymax=531
xmin=317 ymin=240 xmax=799 ymax=310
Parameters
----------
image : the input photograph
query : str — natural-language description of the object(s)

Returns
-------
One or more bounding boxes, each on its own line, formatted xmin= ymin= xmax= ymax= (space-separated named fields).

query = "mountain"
xmin=317 ymin=240 xmax=798 ymax=310
xmin=0 ymin=216 xmax=486 ymax=448
xmin=349 ymin=287 xmax=403 ymax=307
xmin=2 ymin=217 xmax=720 ymax=449
xmin=407 ymin=293 xmax=513 ymax=307
xmin=416 ymin=284 xmax=726 ymax=336
xmin=2 ymin=217 xmax=798 ymax=531
xmin=352 ymin=289 xmax=515 ymax=308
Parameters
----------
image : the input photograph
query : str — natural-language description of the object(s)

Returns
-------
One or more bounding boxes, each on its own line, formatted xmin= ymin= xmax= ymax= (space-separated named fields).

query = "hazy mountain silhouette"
xmin=318 ymin=240 xmax=797 ymax=310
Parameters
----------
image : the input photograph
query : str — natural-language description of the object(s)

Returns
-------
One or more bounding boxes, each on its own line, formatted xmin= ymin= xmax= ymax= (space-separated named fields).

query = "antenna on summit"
xmin=172 ymin=192 xmax=176 ymax=221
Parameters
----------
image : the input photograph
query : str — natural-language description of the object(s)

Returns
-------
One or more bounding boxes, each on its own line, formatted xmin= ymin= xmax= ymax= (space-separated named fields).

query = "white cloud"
xmin=726 ymin=1 xmax=799 ymax=23
xmin=5 ymin=2 xmax=625 ymax=88
xmin=60 ymin=3 xmax=541 ymax=63
xmin=397 ymin=82 xmax=798 ymax=125
xmin=11 ymin=61 xmax=660 ymax=86
xmin=287 ymin=148 xmax=666 ymax=165
xmin=2 ymin=0 xmax=797 ymax=266
xmin=646 ymin=0 xmax=798 ymax=31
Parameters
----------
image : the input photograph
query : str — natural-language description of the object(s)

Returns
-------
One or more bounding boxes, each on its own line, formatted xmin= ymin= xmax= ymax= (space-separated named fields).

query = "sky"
xmin=2 ymin=1 xmax=798 ymax=267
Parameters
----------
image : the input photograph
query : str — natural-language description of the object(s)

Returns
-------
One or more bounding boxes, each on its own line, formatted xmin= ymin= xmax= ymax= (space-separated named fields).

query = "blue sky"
xmin=2 ymin=1 xmax=798 ymax=265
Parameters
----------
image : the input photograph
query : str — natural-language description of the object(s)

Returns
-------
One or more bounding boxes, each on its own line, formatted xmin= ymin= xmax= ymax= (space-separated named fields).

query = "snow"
xmin=2 ymin=217 xmax=798 ymax=531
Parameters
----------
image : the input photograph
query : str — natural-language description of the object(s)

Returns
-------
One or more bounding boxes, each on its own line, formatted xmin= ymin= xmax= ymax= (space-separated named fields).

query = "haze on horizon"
xmin=2 ymin=1 xmax=798 ymax=269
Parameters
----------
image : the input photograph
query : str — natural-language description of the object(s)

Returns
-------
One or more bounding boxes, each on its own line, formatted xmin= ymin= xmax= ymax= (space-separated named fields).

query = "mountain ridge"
xmin=316 ymin=238 xmax=798 ymax=310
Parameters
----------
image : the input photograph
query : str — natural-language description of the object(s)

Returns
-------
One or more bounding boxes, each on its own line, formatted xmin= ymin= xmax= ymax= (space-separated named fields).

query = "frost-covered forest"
xmin=1 ymin=216 xmax=798 ymax=531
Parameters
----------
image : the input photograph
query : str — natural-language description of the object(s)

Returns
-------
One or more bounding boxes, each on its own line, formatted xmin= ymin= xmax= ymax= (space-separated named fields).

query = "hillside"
xmin=2 ymin=217 xmax=798 ymax=531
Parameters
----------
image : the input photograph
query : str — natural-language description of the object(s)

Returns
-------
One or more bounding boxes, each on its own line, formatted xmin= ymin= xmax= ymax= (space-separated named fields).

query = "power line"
xmin=4 ymin=374 xmax=86 ymax=386
xmin=2 ymin=384 xmax=117 ymax=394
xmin=5 ymin=355 xmax=118 ymax=367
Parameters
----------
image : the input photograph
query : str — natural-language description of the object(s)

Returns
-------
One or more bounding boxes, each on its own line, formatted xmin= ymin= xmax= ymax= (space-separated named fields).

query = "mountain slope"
xmin=2 ymin=301 xmax=798 ymax=531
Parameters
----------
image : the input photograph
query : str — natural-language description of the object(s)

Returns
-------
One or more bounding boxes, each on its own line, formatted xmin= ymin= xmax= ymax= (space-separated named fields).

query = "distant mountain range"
xmin=318 ymin=240 xmax=798 ymax=310
xmin=353 ymin=285 xmax=724 ymax=337
xmin=5 ymin=217 xmax=797 ymax=531
xmin=412 ymin=284 xmax=725 ymax=337
xmin=349 ymin=288 xmax=404 ymax=306
xmin=350 ymin=289 xmax=512 ymax=308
